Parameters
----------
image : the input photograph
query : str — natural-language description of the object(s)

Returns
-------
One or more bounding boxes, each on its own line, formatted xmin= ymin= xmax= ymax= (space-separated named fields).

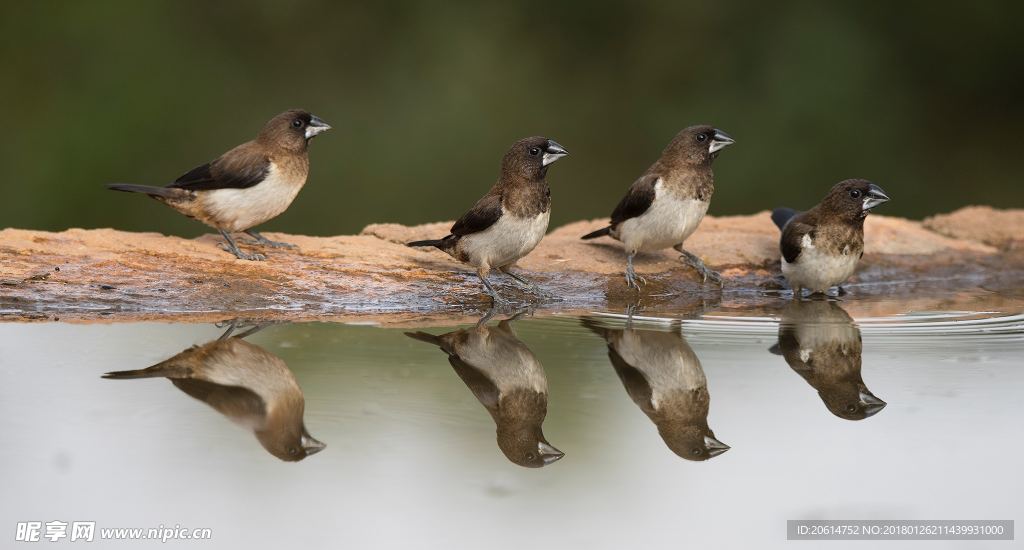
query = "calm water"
xmin=2 ymin=302 xmax=1022 ymax=548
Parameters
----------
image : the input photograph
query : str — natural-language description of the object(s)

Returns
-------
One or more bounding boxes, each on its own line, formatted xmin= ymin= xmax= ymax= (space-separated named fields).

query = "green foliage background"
xmin=2 ymin=1 xmax=1021 ymax=236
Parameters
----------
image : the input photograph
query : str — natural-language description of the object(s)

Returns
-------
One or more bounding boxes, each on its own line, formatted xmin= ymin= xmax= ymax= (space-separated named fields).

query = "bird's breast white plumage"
xmin=781 ymin=234 xmax=859 ymax=293
xmin=458 ymin=210 xmax=550 ymax=270
xmin=610 ymin=331 xmax=704 ymax=409
xmin=614 ymin=180 xmax=708 ymax=253
xmin=198 ymin=163 xmax=305 ymax=232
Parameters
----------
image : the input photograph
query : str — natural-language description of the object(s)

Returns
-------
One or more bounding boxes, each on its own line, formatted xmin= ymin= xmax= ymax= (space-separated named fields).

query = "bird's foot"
xmin=625 ymin=270 xmax=647 ymax=291
xmin=259 ymin=239 xmax=296 ymax=249
xmin=219 ymin=243 xmax=266 ymax=261
xmin=678 ymin=252 xmax=723 ymax=287
xmin=836 ymin=285 xmax=848 ymax=296
xmin=245 ymin=231 xmax=297 ymax=249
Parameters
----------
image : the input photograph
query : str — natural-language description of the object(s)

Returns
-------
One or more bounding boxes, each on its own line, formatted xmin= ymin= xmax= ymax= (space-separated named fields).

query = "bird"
xmin=769 ymin=300 xmax=886 ymax=420
xmin=771 ymin=179 xmax=890 ymax=297
xmin=406 ymin=136 xmax=569 ymax=305
xmin=102 ymin=322 xmax=326 ymax=461
xmin=406 ymin=310 xmax=564 ymax=468
xmin=581 ymin=125 xmax=734 ymax=290
xmin=107 ymin=109 xmax=331 ymax=261
xmin=583 ymin=319 xmax=730 ymax=461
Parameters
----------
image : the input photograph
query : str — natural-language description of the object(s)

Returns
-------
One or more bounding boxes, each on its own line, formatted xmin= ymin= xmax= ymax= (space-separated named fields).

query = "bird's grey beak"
xmin=709 ymin=129 xmax=735 ymax=154
xmin=862 ymin=183 xmax=890 ymax=211
xmin=301 ymin=433 xmax=327 ymax=455
xmin=542 ymin=139 xmax=569 ymax=166
xmin=704 ymin=435 xmax=731 ymax=457
xmin=859 ymin=390 xmax=887 ymax=417
xmin=538 ymin=441 xmax=565 ymax=465
xmin=305 ymin=115 xmax=332 ymax=139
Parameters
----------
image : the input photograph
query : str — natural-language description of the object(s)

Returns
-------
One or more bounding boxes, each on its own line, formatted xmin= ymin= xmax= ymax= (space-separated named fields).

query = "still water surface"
xmin=1 ymin=301 xmax=1022 ymax=548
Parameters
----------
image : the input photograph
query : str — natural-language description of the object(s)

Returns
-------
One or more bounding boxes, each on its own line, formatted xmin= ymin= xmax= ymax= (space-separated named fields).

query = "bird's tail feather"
xmin=106 ymin=183 xmax=178 ymax=199
xmin=405 ymin=331 xmax=456 ymax=357
xmin=406 ymin=239 xmax=444 ymax=248
xmin=102 ymin=360 xmax=189 ymax=380
xmin=771 ymin=208 xmax=799 ymax=230
xmin=581 ymin=226 xmax=611 ymax=240
xmin=404 ymin=331 xmax=443 ymax=345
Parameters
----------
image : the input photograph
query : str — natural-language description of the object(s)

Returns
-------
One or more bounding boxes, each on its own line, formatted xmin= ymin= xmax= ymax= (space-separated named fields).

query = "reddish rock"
xmin=1 ymin=208 xmax=1021 ymax=323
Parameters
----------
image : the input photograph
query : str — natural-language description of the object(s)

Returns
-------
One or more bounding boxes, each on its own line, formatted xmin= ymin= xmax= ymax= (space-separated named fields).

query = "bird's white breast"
xmin=455 ymin=331 xmax=547 ymax=394
xmin=199 ymin=163 xmax=305 ymax=232
xmin=615 ymin=180 xmax=708 ymax=252
xmin=459 ymin=210 xmax=550 ymax=269
xmin=609 ymin=331 xmax=704 ymax=409
xmin=781 ymin=234 xmax=859 ymax=293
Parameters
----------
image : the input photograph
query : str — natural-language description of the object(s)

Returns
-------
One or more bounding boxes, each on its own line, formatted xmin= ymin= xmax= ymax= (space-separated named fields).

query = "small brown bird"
xmin=582 ymin=125 xmax=734 ymax=289
xmin=102 ymin=323 xmax=326 ymax=461
xmin=107 ymin=109 xmax=331 ymax=260
xmin=772 ymin=179 xmax=890 ymax=297
xmin=406 ymin=311 xmax=564 ymax=468
xmin=407 ymin=136 xmax=569 ymax=305
xmin=584 ymin=319 xmax=730 ymax=461
xmin=769 ymin=300 xmax=886 ymax=420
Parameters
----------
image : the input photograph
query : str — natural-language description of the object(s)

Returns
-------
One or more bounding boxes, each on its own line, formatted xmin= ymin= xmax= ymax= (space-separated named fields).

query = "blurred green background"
xmin=1 ymin=1 xmax=1021 ymax=237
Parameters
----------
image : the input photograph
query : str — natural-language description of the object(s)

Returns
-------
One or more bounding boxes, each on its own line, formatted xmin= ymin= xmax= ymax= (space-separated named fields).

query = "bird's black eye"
xmin=847 ymin=405 xmax=858 ymax=412
xmin=526 ymin=452 xmax=535 ymax=460
xmin=529 ymin=147 xmax=540 ymax=156
xmin=850 ymin=189 xmax=862 ymax=199
xmin=696 ymin=133 xmax=708 ymax=142
xmin=691 ymin=448 xmax=702 ymax=456
xmin=288 ymin=447 xmax=299 ymax=455
xmin=292 ymin=119 xmax=304 ymax=128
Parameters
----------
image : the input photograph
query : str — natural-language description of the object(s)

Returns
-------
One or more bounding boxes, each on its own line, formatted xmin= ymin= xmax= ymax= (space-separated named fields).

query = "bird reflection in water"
xmin=770 ymin=300 xmax=887 ymax=420
xmin=584 ymin=317 xmax=730 ymax=461
xmin=406 ymin=309 xmax=564 ymax=468
xmin=103 ymin=321 xmax=326 ymax=461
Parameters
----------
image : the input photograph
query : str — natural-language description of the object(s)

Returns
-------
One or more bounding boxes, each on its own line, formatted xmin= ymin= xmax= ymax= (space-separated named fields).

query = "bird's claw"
xmin=625 ymin=272 xmax=646 ymax=291
xmin=244 ymin=237 xmax=296 ymax=249
xmin=679 ymin=254 xmax=723 ymax=287
xmin=261 ymin=240 xmax=296 ymax=249
xmin=219 ymin=243 xmax=266 ymax=261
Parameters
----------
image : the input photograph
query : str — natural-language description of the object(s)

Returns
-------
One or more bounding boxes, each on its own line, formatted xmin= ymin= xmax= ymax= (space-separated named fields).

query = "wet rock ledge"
xmin=1 ymin=206 xmax=1023 ymax=323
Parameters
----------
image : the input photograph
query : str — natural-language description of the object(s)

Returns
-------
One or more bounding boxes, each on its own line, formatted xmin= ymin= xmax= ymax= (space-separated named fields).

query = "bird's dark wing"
xmin=168 ymin=142 xmax=270 ymax=191
xmin=607 ymin=346 xmax=656 ymax=414
xmin=780 ymin=220 xmax=815 ymax=263
xmin=450 ymin=193 xmax=503 ymax=236
xmin=448 ymin=355 xmax=501 ymax=411
xmin=610 ymin=174 xmax=659 ymax=226
xmin=170 ymin=379 xmax=267 ymax=419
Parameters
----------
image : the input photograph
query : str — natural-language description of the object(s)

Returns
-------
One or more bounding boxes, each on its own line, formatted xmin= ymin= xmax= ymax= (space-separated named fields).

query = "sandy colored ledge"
xmin=1 ymin=206 xmax=1023 ymax=324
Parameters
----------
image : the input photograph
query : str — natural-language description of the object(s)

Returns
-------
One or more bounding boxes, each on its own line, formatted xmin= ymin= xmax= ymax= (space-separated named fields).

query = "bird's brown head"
xmin=257 ymin=418 xmax=327 ymax=462
xmin=819 ymin=179 xmax=891 ymax=221
xmin=495 ymin=389 xmax=564 ymax=468
xmin=257 ymin=109 xmax=331 ymax=153
xmin=658 ymin=424 xmax=731 ymax=461
xmin=820 ymin=386 xmax=888 ymax=421
xmin=500 ymin=136 xmax=569 ymax=182
xmin=664 ymin=125 xmax=735 ymax=167
xmin=496 ymin=428 xmax=565 ymax=468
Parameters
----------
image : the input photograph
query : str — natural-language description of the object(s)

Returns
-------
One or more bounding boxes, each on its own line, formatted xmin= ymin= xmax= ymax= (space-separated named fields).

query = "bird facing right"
xmin=583 ymin=319 xmax=730 ymax=461
xmin=581 ymin=125 xmax=734 ymax=290
xmin=406 ymin=312 xmax=564 ymax=468
xmin=407 ymin=136 xmax=569 ymax=305
xmin=772 ymin=179 xmax=890 ymax=298
xmin=769 ymin=299 xmax=887 ymax=420
xmin=102 ymin=324 xmax=326 ymax=462
xmin=107 ymin=109 xmax=331 ymax=261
